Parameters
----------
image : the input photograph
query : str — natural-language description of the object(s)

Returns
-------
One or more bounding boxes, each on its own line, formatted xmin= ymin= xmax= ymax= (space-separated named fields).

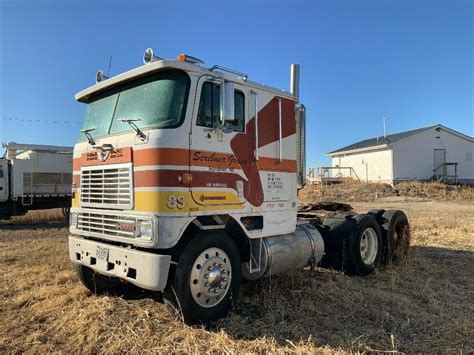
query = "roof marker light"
xmin=177 ymin=53 xmax=205 ymax=65
xmin=143 ymin=48 xmax=163 ymax=65
xmin=95 ymin=70 xmax=109 ymax=84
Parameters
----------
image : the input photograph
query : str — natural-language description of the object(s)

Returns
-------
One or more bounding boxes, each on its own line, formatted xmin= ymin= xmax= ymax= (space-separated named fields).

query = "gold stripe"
xmin=134 ymin=191 xmax=244 ymax=212
xmin=73 ymin=190 xmax=244 ymax=212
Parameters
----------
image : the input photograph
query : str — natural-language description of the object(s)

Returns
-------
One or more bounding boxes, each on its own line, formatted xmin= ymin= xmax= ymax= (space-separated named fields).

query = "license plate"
xmin=96 ymin=246 xmax=109 ymax=261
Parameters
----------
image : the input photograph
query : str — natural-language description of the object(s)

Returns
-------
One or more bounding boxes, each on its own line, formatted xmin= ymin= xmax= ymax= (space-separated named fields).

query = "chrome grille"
xmin=80 ymin=163 xmax=133 ymax=209
xmin=77 ymin=212 xmax=136 ymax=239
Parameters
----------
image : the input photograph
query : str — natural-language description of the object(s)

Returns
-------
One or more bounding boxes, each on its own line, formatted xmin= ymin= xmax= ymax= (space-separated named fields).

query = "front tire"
xmin=342 ymin=215 xmax=383 ymax=276
xmin=163 ymin=230 xmax=241 ymax=325
xmin=73 ymin=264 xmax=134 ymax=295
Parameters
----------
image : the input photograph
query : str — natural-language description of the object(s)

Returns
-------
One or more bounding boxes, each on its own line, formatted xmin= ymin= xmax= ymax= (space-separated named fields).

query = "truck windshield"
xmin=80 ymin=70 xmax=190 ymax=140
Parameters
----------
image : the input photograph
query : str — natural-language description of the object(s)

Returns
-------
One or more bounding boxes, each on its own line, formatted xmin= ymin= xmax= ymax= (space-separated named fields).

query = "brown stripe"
xmin=258 ymin=157 xmax=297 ymax=173
xmin=134 ymin=170 xmax=245 ymax=190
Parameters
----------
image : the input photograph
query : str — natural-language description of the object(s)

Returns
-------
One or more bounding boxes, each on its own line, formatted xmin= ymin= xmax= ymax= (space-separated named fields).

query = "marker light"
xmin=177 ymin=54 xmax=205 ymax=65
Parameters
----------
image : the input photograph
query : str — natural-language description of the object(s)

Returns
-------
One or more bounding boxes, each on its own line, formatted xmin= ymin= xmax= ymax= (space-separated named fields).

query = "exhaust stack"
xmin=290 ymin=64 xmax=300 ymax=101
xmin=291 ymin=64 xmax=306 ymax=187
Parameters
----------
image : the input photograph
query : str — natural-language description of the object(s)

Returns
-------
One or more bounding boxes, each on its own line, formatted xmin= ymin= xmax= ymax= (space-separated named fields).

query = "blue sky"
xmin=0 ymin=0 xmax=472 ymax=167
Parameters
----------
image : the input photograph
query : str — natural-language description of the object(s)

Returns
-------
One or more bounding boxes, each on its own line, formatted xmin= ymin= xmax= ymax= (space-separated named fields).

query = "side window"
xmin=196 ymin=82 xmax=245 ymax=132
xmin=197 ymin=82 xmax=220 ymax=128
xmin=228 ymin=90 xmax=245 ymax=133
xmin=0 ymin=165 xmax=3 ymax=178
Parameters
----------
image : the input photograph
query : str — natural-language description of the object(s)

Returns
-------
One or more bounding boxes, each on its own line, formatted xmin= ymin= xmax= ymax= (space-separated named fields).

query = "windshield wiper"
xmin=80 ymin=128 xmax=96 ymax=145
xmin=120 ymin=118 xmax=147 ymax=140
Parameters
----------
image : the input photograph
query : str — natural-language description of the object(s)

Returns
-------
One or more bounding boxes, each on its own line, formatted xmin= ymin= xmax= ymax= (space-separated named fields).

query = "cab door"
xmin=0 ymin=160 xmax=9 ymax=202
xmin=189 ymin=76 xmax=248 ymax=207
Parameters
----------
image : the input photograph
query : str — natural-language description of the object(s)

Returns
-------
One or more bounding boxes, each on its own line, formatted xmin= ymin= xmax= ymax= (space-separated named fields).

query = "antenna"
xmin=383 ymin=114 xmax=387 ymax=138
xmin=107 ymin=56 xmax=113 ymax=77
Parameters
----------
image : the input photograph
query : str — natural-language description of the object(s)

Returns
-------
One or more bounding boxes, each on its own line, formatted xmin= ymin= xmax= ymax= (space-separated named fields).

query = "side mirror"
xmin=220 ymin=81 xmax=235 ymax=122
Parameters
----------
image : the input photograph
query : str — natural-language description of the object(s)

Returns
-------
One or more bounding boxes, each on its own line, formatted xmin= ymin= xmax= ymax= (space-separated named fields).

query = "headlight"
xmin=70 ymin=212 xmax=78 ymax=227
xmin=136 ymin=219 xmax=152 ymax=240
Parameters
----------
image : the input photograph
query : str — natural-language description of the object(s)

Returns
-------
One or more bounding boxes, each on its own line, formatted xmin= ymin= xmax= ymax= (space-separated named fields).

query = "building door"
xmin=0 ymin=160 xmax=9 ymax=202
xmin=434 ymin=149 xmax=446 ymax=173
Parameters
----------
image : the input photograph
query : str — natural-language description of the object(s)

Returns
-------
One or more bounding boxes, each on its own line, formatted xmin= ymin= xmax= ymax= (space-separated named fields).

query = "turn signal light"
xmin=179 ymin=173 xmax=193 ymax=184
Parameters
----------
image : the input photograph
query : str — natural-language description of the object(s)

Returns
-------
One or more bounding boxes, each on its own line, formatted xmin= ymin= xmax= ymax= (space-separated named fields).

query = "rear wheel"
xmin=163 ymin=230 xmax=241 ymax=325
xmin=380 ymin=210 xmax=411 ymax=264
xmin=342 ymin=215 xmax=383 ymax=275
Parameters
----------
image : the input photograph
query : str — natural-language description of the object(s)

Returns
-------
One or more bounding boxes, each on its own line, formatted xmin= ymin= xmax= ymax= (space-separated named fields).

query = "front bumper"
xmin=69 ymin=235 xmax=171 ymax=291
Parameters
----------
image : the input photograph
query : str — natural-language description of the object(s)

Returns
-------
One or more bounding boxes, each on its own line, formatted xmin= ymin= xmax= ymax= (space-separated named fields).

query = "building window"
xmin=196 ymin=82 xmax=245 ymax=132
xmin=467 ymin=152 xmax=473 ymax=162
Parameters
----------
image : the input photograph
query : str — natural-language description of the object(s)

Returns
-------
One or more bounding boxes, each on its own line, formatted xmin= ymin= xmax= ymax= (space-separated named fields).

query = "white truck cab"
xmin=69 ymin=49 xmax=411 ymax=325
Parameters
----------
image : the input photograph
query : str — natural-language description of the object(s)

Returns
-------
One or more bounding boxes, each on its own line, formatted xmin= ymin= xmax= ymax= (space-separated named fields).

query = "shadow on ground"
xmin=211 ymin=245 xmax=474 ymax=352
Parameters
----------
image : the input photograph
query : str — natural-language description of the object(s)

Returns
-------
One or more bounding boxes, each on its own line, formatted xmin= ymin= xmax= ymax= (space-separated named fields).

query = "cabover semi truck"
xmin=0 ymin=142 xmax=72 ymax=220
xmin=69 ymin=49 xmax=410 ymax=324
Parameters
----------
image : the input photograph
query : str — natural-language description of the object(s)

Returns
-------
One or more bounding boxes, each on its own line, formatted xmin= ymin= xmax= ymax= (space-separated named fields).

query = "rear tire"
xmin=342 ymin=215 xmax=383 ymax=276
xmin=380 ymin=210 xmax=411 ymax=264
xmin=163 ymin=230 xmax=241 ymax=325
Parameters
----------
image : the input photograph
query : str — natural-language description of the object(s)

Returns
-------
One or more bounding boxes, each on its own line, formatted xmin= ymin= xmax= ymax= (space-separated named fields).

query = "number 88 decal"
xmin=167 ymin=195 xmax=186 ymax=209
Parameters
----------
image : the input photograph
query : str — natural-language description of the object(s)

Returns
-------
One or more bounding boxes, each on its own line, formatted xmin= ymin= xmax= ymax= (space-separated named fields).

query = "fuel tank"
xmin=242 ymin=223 xmax=325 ymax=280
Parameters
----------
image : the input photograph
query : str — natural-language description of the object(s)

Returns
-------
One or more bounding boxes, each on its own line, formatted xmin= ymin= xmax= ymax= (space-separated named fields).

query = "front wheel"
xmin=73 ymin=264 xmax=132 ymax=295
xmin=163 ymin=230 xmax=241 ymax=325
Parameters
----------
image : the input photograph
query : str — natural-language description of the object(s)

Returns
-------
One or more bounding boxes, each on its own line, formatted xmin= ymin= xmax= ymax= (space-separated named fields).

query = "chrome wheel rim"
xmin=190 ymin=247 xmax=232 ymax=308
xmin=359 ymin=227 xmax=378 ymax=265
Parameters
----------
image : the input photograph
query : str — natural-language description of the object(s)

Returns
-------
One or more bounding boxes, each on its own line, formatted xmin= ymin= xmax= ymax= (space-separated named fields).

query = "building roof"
xmin=328 ymin=124 xmax=473 ymax=156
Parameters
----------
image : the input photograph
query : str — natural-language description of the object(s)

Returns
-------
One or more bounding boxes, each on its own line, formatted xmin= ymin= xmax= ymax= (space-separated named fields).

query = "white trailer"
xmin=0 ymin=142 xmax=73 ymax=220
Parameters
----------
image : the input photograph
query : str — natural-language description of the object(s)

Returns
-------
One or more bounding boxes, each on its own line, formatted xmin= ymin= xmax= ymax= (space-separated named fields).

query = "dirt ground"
xmin=1 ymin=198 xmax=473 ymax=353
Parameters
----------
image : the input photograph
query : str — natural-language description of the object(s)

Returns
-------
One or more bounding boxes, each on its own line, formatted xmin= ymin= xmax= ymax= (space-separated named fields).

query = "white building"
xmin=327 ymin=124 xmax=474 ymax=185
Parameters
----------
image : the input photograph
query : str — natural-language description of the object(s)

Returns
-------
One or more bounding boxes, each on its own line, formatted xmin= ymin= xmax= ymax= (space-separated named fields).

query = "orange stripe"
xmin=73 ymin=147 xmax=296 ymax=173
xmin=73 ymin=158 xmax=81 ymax=171
xmin=134 ymin=148 xmax=189 ymax=167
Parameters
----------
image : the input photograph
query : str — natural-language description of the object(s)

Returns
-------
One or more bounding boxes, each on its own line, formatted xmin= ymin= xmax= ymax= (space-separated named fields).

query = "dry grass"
xmin=396 ymin=181 xmax=474 ymax=200
xmin=300 ymin=182 xmax=397 ymax=202
xmin=300 ymin=181 xmax=474 ymax=203
xmin=0 ymin=209 xmax=65 ymax=225
xmin=1 ymin=199 xmax=473 ymax=353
